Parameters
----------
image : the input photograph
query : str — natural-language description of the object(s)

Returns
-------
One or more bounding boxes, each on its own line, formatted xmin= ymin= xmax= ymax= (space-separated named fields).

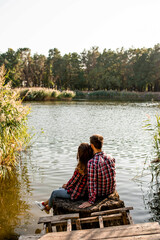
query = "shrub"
xmin=51 ymin=90 xmax=60 ymax=98
xmin=0 ymin=66 xmax=30 ymax=179
xmin=58 ymin=90 xmax=76 ymax=99
xmin=74 ymin=91 xmax=87 ymax=98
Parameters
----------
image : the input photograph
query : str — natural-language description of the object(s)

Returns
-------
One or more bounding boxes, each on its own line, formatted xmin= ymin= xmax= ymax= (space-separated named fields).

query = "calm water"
xmin=1 ymin=101 xmax=160 ymax=239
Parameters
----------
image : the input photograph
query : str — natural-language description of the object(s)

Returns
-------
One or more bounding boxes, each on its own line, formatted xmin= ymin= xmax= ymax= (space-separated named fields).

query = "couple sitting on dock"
xmin=35 ymin=134 xmax=116 ymax=213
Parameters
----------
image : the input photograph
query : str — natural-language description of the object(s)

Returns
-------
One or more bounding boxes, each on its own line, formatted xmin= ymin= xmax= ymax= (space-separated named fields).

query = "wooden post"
xmin=76 ymin=219 xmax=82 ymax=230
xmin=99 ymin=216 xmax=104 ymax=228
xmin=122 ymin=211 xmax=128 ymax=225
xmin=47 ymin=222 xmax=52 ymax=232
xmin=67 ymin=219 xmax=72 ymax=232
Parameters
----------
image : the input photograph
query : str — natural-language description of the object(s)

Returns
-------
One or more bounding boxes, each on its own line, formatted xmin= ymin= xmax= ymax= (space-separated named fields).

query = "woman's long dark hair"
xmin=76 ymin=143 xmax=93 ymax=174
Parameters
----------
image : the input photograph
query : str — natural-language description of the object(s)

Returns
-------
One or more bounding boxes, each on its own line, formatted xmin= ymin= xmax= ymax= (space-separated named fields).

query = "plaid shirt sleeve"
xmin=88 ymin=160 xmax=97 ymax=204
xmin=65 ymin=169 xmax=80 ymax=189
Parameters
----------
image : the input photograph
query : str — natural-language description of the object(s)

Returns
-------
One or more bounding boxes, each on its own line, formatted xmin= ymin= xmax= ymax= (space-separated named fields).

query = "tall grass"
xmin=0 ymin=66 xmax=30 ymax=179
xmin=17 ymin=88 xmax=75 ymax=101
xmin=144 ymin=114 xmax=160 ymax=181
xmin=82 ymin=90 xmax=160 ymax=101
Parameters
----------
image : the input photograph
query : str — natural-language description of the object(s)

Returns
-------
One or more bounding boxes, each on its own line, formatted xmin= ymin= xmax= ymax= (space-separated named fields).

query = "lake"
xmin=1 ymin=101 xmax=160 ymax=239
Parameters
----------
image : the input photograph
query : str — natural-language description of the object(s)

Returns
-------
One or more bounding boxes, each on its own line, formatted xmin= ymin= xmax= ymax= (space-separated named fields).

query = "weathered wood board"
xmin=39 ymin=222 xmax=160 ymax=240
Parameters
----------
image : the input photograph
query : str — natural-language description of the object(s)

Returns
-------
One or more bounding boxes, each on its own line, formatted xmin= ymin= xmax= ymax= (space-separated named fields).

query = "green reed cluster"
xmin=0 ymin=66 xmax=30 ymax=179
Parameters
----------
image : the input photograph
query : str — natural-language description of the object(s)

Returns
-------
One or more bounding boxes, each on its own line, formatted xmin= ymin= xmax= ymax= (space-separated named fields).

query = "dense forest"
xmin=0 ymin=44 xmax=160 ymax=91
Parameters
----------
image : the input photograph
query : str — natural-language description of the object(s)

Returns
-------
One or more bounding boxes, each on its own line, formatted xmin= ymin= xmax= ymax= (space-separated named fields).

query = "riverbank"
xmin=16 ymin=88 xmax=160 ymax=102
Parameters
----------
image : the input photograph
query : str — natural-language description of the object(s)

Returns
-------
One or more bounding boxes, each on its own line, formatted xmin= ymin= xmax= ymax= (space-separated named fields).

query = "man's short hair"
xmin=90 ymin=134 xmax=103 ymax=149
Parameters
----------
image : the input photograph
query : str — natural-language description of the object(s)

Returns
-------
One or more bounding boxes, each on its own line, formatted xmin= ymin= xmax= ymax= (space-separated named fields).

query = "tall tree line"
xmin=0 ymin=45 xmax=160 ymax=91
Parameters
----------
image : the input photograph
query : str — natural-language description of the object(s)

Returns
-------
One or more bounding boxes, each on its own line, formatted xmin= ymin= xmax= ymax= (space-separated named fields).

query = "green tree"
xmin=31 ymin=53 xmax=46 ymax=87
xmin=47 ymin=48 xmax=63 ymax=89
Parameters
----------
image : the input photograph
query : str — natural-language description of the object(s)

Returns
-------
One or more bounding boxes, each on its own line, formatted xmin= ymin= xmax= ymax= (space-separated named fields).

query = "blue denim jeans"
xmin=48 ymin=188 xmax=70 ymax=208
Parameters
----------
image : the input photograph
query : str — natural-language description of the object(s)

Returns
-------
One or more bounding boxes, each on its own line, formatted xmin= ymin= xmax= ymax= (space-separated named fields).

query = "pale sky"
xmin=0 ymin=0 xmax=160 ymax=56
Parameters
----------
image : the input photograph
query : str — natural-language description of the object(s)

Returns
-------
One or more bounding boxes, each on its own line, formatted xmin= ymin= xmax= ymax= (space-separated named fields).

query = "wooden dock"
xmin=38 ymin=222 xmax=160 ymax=240
xmin=19 ymin=200 xmax=160 ymax=239
xmin=38 ymin=207 xmax=134 ymax=233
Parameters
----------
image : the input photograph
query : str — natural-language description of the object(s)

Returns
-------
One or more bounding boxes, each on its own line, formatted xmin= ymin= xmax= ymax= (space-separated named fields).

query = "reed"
xmin=75 ymin=90 xmax=160 ymax=101
xmin=17 ymin=88 xmax=75 ymax=101
xmin=143 ymin=114 xmax=160 ymax=181
xmin=0 ymin=66 xmax=31 ymax=179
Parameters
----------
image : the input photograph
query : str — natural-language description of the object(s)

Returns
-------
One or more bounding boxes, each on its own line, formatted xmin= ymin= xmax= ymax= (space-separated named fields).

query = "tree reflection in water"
xmin=0 ymin=163 xmax=31 ymax=240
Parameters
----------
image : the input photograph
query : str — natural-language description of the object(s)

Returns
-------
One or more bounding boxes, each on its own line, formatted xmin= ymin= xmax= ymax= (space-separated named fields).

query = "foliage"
xmin=1 ymin=45 xmax=160 ymax=92
xmin=16 ymin=87 xmax=53 ymax=101
xmin=143 ymin=114 xmax=160 ymax=180
xmin=0 ymin=66 xmax=30 ymax=179
xmin=51 ymin=90 xmax=60 ymax=98
xmin=58 ymin=90 xmax=75 ymax=99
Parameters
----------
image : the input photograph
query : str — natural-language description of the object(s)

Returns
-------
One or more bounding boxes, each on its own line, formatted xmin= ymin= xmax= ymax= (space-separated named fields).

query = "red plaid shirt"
xmin=65 ymin=169 xmax=88 ymax=200
xmin=87 ymin=152 xmax=116 ymax=204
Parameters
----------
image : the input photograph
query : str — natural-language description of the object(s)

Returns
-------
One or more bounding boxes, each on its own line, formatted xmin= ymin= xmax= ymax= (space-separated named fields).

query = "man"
xmin=79 ymin=134 xmax=116 ymax=208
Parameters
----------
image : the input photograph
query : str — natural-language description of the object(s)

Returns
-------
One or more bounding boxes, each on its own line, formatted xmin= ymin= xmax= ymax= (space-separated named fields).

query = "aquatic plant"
xmin=144 ymin=114 xmax=160 ymax=180
xmin=0 ymin=66 xmax=31 ymax=179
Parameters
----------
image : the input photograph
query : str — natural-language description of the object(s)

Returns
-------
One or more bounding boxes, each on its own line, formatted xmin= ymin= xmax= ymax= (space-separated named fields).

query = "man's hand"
xmin=62 ymin=184 xmax=67 ymax=188
xmin=79 ymin=201 xmax=92 ymax=208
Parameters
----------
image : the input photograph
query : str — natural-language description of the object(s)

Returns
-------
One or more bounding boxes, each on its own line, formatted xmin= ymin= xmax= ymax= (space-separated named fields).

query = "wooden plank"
xmin=49 ymin=219 xmax=67 ymax=226
xmin=43 ymin=213 xmax=122 ymax=228
xmin=91 ymin=207 xmax=133 ymax=216
xmin=79 ymin=213 xmax=122 ymax=224
xmin=98 ymin=234 xmax=160 ymax=240
xmin=67 ymin=219 xmax=72 ymax=232
xmin=19 ymin=234 xmax=42 ymax=240
xmin=20 ymin=233 xmax=160 ymax=240
xmin=39 ymin=222 xmax=160 ymax=240
xmin=38 ymin=213 xmax=79 ymax=224
xmin=99 ymin=216 xmax=104 ymax=228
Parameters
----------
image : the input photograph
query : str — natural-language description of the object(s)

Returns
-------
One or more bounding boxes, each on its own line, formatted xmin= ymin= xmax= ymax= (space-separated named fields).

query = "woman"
xmin=35 ymin=143 xmax=93 ymax=213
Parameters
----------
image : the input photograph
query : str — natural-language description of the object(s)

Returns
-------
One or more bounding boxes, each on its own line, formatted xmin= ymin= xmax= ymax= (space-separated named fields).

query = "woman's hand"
xmin=62 ymin=184 xmax=67 ymax=189
xmin=79 ymin=201 xmax=92 ymax=208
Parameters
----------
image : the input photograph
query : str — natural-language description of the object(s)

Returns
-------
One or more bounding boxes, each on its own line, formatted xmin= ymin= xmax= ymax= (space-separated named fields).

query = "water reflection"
xmin=146 ymin=182 xmax=160 ymax=222
xmin=143 ymin=164 xmax=160 ymax=223
xmin=0 ymin=159 xmax=32 ymax=240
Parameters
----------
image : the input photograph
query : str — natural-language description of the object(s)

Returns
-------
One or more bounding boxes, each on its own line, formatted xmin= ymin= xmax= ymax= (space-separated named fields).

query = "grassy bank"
xmin=16 ymin=88 xmax=160 ymax=102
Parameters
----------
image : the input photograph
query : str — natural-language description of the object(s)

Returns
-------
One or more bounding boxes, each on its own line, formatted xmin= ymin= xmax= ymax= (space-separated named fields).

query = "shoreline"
xmin=16 ymin=88 xmax=160 ymax=102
